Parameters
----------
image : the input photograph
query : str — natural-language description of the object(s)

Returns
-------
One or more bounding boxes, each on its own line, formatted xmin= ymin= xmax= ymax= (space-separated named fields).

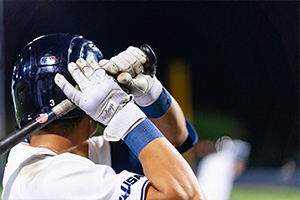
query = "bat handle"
xmin=52 ymin=99 xmax=76 ymax=118
xmin=140 ymin=44 xmax=157 ymax=77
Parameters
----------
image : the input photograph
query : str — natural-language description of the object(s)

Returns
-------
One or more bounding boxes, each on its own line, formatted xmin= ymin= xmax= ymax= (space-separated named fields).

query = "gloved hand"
xmin=117 ymin=72 xmax=162 ymax=106
xmin=54 ymin=58 xmax=146 ymax=141
xmin=99 ymin=46 xmax=162 ymax=107
xmin=99 ymin=46 xmax=147 ymax=77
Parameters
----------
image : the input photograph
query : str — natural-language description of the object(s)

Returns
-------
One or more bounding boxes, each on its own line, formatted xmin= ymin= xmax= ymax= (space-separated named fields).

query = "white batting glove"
xmin=117 ymin=72 xmax=162 ymax=106
xmin=99 ymin=46 xmax=163 ymax=107
xmin=99 ymin=46 xmax=147 ymax=77
xmin=54 ymin=58 xmax=146 ymax=141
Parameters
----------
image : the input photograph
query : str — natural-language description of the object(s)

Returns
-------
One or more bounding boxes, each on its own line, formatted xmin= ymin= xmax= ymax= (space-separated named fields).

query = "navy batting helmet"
xmin=11 ymin=33 xmax=104 ymax=127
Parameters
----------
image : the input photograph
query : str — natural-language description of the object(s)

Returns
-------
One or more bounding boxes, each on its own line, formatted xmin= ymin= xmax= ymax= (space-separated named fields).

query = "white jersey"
xmin=2 ymin=136 xmax=149 ymax=200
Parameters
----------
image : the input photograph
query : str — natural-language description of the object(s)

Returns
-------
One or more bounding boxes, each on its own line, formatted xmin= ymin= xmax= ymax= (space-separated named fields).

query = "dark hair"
xmin=40 ymin=117 xmax=85 ymax=134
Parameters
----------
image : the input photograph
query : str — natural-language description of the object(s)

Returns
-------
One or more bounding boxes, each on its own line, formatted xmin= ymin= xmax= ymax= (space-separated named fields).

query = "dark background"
xmin=2 ymin=1 xmax=299 ymax=167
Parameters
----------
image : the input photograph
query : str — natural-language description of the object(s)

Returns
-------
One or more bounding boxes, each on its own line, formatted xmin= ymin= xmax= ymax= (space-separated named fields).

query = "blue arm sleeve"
xmin=110 ymin=118 xmax=198 ymax=174
xmin=176 ymin=118 xmax=198 ymax=153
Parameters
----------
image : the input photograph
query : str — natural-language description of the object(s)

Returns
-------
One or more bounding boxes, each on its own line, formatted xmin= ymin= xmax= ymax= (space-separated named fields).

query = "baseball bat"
xmin=0 ymin=99 xmax=76 ymax=157
xmin=140 ymin=44 xmax=157 ymax=77
xmin=0 ymin=44 xmax=157 ymax=157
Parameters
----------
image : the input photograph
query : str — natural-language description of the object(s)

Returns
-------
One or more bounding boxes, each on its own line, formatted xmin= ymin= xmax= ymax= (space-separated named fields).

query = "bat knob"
xmin=140 ymin=44 xmax=157 ymax=77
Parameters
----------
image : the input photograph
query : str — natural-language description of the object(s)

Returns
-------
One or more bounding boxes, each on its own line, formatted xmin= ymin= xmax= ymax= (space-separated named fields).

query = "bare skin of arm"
xmin=140 ymin=137 xmax=206 ymax=200
xmin=31 ymin=117 xmax=206 ymax=199
xmin=150 ymin=96 xmax=188 ymax=148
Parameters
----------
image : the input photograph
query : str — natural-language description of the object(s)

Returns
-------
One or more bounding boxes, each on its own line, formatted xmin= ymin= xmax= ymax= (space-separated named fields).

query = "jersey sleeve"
xmin=88 ymin=136 xmax=112 ymax=166
xmin=42 ymin=154 xmax=149 ymax=200
xmin=110 ymin=140 xmax=144 ymax=174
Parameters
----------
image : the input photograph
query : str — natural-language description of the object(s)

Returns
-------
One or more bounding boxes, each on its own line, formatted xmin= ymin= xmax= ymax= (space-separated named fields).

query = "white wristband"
xmin=104 ymin=100 xmax=146 ymax=141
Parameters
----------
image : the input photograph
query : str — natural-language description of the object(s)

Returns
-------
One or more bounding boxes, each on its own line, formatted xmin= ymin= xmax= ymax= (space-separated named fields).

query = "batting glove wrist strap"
xmin=139 ymin=87 xmax=172 ymax=118
xmin=123 ymin=118 xmax=164 ymax=157
xmin=104 ymin=100 xmax=146 ymax=141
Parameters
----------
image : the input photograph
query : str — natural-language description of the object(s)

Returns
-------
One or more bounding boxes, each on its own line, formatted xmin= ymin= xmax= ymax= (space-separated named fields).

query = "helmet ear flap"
xmin=13 ymin=80 xmax=36 ymax=125
xmin=16 ymin=84 xmax=28 ymax=103
xmin=36 ymin=77 xmax=56 ymax=112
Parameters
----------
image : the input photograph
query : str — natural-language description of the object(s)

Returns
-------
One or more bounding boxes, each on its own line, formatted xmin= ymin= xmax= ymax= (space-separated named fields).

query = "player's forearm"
xmin=149 ymin=96 xmax=188 ymax=147
xmin=139 ymin=137 xmax=206 ymax=200
xmin=122 ymin=118 xmax=205 ymax=199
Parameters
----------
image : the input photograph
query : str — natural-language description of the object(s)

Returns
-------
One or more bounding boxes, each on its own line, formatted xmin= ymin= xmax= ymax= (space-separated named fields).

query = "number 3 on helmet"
xmin=11 ymin=33 xmax=104 ymax=127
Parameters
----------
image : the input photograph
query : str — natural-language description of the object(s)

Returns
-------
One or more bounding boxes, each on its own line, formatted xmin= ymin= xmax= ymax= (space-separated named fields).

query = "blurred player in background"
xmin=195 ymin=136 xmax=251 ymax=200
xmin=2 ymin=33 xmax=205 ymax=199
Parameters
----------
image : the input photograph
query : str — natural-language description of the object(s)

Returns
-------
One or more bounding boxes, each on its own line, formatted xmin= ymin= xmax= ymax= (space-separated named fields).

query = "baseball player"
xmin=196 ymin=136 xmax=251 ymax=200
xmin=2 ymin=34 xmax=206 ymax=199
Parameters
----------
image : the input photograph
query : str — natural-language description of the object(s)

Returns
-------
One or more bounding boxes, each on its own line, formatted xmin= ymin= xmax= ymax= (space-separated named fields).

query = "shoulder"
xmin=4 ymin=143 xmax=149 ymax=200
xmin=89 ymin=135 xmax=109 ymax=149
xmin=39 ymin=153 xmax=149 ymax=200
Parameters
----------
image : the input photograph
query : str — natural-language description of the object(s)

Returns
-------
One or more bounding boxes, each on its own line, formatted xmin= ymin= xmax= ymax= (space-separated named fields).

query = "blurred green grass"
xmin=1 ymin=185 xmax=299 ymax=199
xmin=231 ymin=185 xmax=300 ymax=200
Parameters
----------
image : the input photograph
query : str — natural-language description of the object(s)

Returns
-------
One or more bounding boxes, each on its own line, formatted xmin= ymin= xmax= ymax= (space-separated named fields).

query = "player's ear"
xmin=88 ymin=117 xmax=99 ymax=137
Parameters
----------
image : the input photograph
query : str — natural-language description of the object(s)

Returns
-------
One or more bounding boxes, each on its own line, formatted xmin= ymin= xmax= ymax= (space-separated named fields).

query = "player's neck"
xmin=31 ymin=116 xmax=97 ymax=158
xmin=30 ymin=117 xmax=95 ymax=158
xmin=30 ymin=132 xmax=89 ymax=158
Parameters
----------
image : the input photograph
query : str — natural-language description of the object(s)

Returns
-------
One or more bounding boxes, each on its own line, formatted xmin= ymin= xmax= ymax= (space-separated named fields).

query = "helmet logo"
xmin=40 ymin=56 xmax=56 ymax=65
